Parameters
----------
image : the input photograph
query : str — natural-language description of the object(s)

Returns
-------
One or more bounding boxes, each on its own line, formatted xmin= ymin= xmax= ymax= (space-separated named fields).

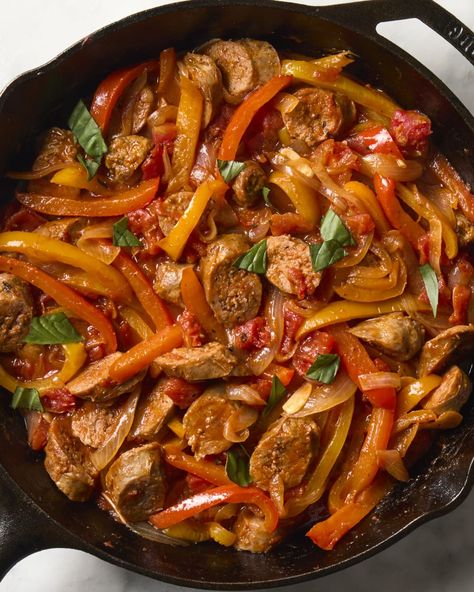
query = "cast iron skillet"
xmin=0 ymin=0 xmax=473 ymax=588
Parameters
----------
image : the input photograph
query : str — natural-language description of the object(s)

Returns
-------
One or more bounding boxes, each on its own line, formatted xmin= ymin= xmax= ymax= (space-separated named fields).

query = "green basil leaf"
xmin=306 ymin=353 xmax=340 ymax=384
xmin=11 ymin=387 xmax=44 ymax=412
xmin=262 ymin=186 xmax=272 ymax=206
xmin=69 ymin=100 xmax=107 ymax=178
xmin=225 ymin=447 xmax=252 ymax=487
xmin=320 ymin=209 xmax=355 ymax=247
xmin=25 ymin=312 xmax=83 ymax=345
xmin=263 ymin=376 xmax=287 ymax=418
xmin=310 ymin=240 xmax=347 ymax=272
xmin=113 ymin=217 xmax=142 ymax=247
xmin=217 ymin=159 xmax=246 ymax=183
xmin=420 ymin=263 xmax=439 ymax=317
xmin=234 ymin=240 xmax=267 ymax=274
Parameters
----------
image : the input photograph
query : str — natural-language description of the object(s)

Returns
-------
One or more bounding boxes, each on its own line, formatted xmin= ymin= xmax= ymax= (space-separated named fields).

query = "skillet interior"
xmin=0 ymin=0 xmax=474 ymax=588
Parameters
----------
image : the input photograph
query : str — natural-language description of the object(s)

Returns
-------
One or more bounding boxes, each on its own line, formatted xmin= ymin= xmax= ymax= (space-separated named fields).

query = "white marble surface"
xmin=0 ymin=0 xmax=473 ymax=590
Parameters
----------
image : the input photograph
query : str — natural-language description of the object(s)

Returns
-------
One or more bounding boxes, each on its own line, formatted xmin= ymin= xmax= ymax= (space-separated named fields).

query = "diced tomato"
xmin=313 ymin=139 xmax=360 ymax=172
xmin=419 ymin=274 xmax=451 ymax=307
xmin=2 ymin=205 xmax=46 ymax=232
xmin=292 ymin=331 xmax=335 ymax=377
xmin=41 ymin=388 xmax=77 ymax=413
xmin=270 ymin=212 xmax=314 ymax=236
xmin=185 ymin=473 xmax=213 ymax=494
xmin=449 ymin=285 xmax=471 ymax=324
xmin=344 ymin=212 xmax=375 ymax=236
xmin=128 ymin=200 xmax=165 ymax=258
xmin=390 ymin=109 xmax=431 ymax=156
xmin=235 ymin=207 xmax=271 ymax=230
xmin=232 ymin=317 xmax=271 ymax=351
xmin=162 ymin=377 xmax=204 ymax=409
xmin=347 ymin=125 xmax=403 ymax=158
xmin=25 ymin=411 xmax=50 ymax=451
xmin=244 ymin=105 xmax=283 ymax=158
xmin=141 ymin=123 xmax=176 ymax=180
xmin=84 ymin=325 xmax=107 ymax=362
xmin=247 ymin=376 xmax=273 ymax=400
xmin=280 ymin=306 xmax=304 ymax=356
xmin=178 ymin=309 xmax=205 ymax=347
xmin=373 ymin=357 xmax=391 ymax=372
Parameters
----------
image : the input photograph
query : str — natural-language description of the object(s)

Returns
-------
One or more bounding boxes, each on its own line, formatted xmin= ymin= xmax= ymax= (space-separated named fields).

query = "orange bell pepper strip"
xmin=113 ymin=251 xmax=171 ymax=331
xmin=0 ymin=255 xmax=117 ymax=353
xmin=90 ymin=60 xmax=160 ymax=132
xmin=16 ymin=177 xmax=160 ymax=218
xmin=163 ymin=445 xmax=232 ymax=486
xmin=166 ymin=76 xmax=203 ymax=193
xmin=327 ymin=324 xmax=396 ymax=410
xmin=109 ymin=324 xmax=183 ymax=383
xmin=263 ymin=363 xmax=295 ymax=387
xmin=159 ymin=179 xmax=227 ymax=261
xmin=374 ymin=174 xmax=424 ymax=249
xmin=180 ymin=267 xmax=227 ymax=343
xmin=219 ymin=75 xmax=293 ymax=161
xmin=150 ymin=484 xmax=279 ymax=533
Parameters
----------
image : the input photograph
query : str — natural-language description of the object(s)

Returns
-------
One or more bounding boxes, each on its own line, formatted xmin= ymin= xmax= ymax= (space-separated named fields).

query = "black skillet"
xmin=0 ymin=0 xmax=474 ymax=588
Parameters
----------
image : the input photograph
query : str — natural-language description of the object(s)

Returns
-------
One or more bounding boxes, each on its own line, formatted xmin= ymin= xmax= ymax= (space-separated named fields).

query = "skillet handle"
xmin=336 ymin=0 xmax=474 ymax=67
xmin=0 ymin=470 xmax=87 ymax=581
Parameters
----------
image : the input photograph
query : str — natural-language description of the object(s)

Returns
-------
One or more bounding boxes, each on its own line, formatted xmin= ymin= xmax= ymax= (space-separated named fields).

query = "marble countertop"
xmin=1 ymin=1 xmax=473 ymax=591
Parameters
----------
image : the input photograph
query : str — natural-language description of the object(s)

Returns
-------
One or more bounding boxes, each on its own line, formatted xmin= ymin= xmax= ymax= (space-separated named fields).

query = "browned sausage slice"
xmin=240 ymin=39 xmax=281 ymax=85
xmin=44 ymin=415 xmax=97 ymax=502
xmin=32 ymin=127 xmax=77 ymax=171
xmin=233 ymin=508 xmax=282 ymax=553
xmin=0 ymin=273 xmax=33 ymax=352
xmin=154 ymin=261 xmax=192 ymax=307
xmin=71 ymin=401 xmax=125 ymax=448
xmin=182 ymin=53 xmax=223 ymax=128
xmin=422 ymin=365 xmax=472 ymax=414
xmin=105 ymin=443 xmax=166 ymax=522
xmin=231 ymin=161 xmax=266 ymax=207
xmin=105 ymin=135 xmax=152 ymax=183
xmin=157 ymin=191 xmax=193 ymax=235
xmin=455 ymin=212 xmax=474 ymax=248
xmin=129 ymin=380 xmax=175 ymax=442
xmin=418 ymin=325 xmax=474 ymax=376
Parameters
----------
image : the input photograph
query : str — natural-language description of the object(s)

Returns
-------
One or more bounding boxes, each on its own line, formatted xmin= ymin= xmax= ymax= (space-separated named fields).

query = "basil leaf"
xmin=262 ymin=186 xmax=272 ymax=206
xmin=420 ymin=263 xmax=439 ymax=317
xmin=113 ymin=217 xmax=142 ymax=247
xmin=310 ymin=240 xmax=347 ymax=272
xmin=320 ymin=209 xmax=355 ymax=247
xmin=69 ymin=99 xmax=107 ymax=178
xmin=217 ymin=159 xmax=246 ymax=183
xmin=225 ymin=447 xmax=252 ymax=487
xmin=263 ymin=376 xmax=287 ymax=418
xmin=234 ymin=240 xmax=267 ymax=274
xmin=306 ymin=353 xmax=340 ymax=384
xmin=11 ymin=387 xmax=43 ymax=412
xmin=25 ymin=312 xmax=83 ymax=345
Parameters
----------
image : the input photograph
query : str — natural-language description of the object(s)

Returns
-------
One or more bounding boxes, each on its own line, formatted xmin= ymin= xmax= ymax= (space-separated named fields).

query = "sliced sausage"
xmin=129 ymin=380 xmax=175 ymax=442
xmin=182 ymin=53 xmax=223 ymax=128
xmin=157 ymin=191 xmax=193 ymax=235
xmin=350 ymin=313 xmax=425 ymax=361
xmin=240 ymin=39 xmax=280 ymax=85
xmin=154 ymin=342 xmax=237 ymax=382
xmin=455 ymin=212 xmax=474 ymax=248
xmin=233 ymin=508 xmax=282 ymax=553
xmin=0 ymin=273 xmax=33 ymax=352
xmin=33 ymin=127 xmax=77 ymax=171
xmin=105 ymin=135 xmax=152 ymax=183
xmin=201 ymin=234 xmax=262 ymax=326
xmin=154 ymin=261 xmax=192 ymax=307
xmin=231 ymin=161 xmax=266 ymax=207
xmin=105 ymin=443 xmax=166 ymax=522
xmin=249 ymin=417 xmax=319 ymax=491
xmin=282 ymin=88 xmax=355 ymax=148
xmin=422 ymin=365 xmax=472 ymax=415
xmin=71 ymin=401 xmax=124 ymax=448
xmin=44 ymin=415 xmax=97 ymax=502
xmin=418 ymin=325 xmax=474 ymax=376
xmin=132 ymin=85 xmax=155 ymax=134
xmin=265 ymin=235 xmax=321 ymax=298
xmin=66 ymin=353 xmax=145 ymax=403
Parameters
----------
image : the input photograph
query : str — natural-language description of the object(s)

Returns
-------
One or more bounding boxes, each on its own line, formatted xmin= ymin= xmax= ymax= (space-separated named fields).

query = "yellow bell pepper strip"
xmin=397 ymin=183 xmax=458 ymax=259
xmin=108 ymin=324 xmax=183 ymax=383
xmin=0 ymin=255 xmax=117 ymax=354
xmin=167 ymin=418 xmax=185 ymax=439
xmin=343 ymin=181 xmax=390 ymax=235
xmin=159 ymin=179 xmax=227 ymax=261
xmin=307 ymin=475 xmax=392 ymax=550
xmin=163 ymin=445 xmax=232 ymax=486
xmin=207 ymin=522 xmax=236 ymax=547
xmin=297 ymin=296 xmax=430 ymax=338
xmin=0 ymin=231 xmax=132 ymax=303
xmin=268 ymin=170 xmax=320 ymax=227
xmin=284 ymin=396 xmax=354 ymax=518
xmin=166 ymin=76 xmax=203 ymax=193
xmin=396 ymin=375 xmax=442 ymax=416
xmin=219 ymin=75 xmax=293 ymax=161
xmin=0 ymin=343 xmax=87 ymax=394
xmin=281 ymin=60 xmax=398 ymax=118
xmin=113 ymin=251 xmax=171 ymax=331
xmin=149 ymin=484 xmax=278 ymax=533
xmin=16 ymin=177 xmax=159 ymax=218
xmin=50 ymin=165 xmax=110 ymax=193
xmin=180 ymin=266 xmax=227 ymax=343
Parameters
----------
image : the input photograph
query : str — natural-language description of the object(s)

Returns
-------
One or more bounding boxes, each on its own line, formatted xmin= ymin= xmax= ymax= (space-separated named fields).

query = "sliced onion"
xmin=198 ymin=210 xmax=218 ymax=243
xmin=334 ymin=230 xmax=373 ymax=269
xmin=162 ymin=147 xmax=173 ymax=183
xmin=7 ymin=161 xmax=76 ymax=180
xmin=248 ymin=288 xmax=285 ymax=375
xmin=223 ymin=406 xmax=259 ymax=443
xmin=91 ymin=388 xmax=140 ymax=471
xmin=273 ymin=92 xmax=300 ymax=114
xmin=358 ymin=372 xmax=401 ymax=391
xmin=282 ymin=382 xmax=313 ymax=414
xmin=359 ymin=154 xmax=423 ymax=181
xmin=77 ymin=222 xmax=119 ymax=265
xmin=226 ymin=384 xmax=266 ymax=406
xmin=292 ymin=372 xmax=357 ymax=417
xmin=311 ymin=159 xmax=367 ymax=213
xmin=269 ymin=474 xmax=285 ymax=516
xmin=376 ymin=449 xmax=410 ymax=482
xmin=420 ymin=184 xmax=456 ymax=226
xmin=247 ymin=221 xmax=270 ymax=243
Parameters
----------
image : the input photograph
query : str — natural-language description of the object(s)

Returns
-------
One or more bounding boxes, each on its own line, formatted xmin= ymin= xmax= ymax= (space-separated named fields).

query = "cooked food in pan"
xmin=2 ymin=38 xmax=473 ymax=552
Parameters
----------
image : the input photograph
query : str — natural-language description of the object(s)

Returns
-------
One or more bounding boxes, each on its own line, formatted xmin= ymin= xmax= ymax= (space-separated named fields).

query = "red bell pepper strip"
xmin=0 ymin=255 xmax=117 ymax=353
xmin=149 ymin=484 xmax=279 ymax=533
xmin=16 ymin=178 xmax=159 ymax=217
xmin=218 ymin=75 xmax=293 ymax=161
xmin=347 ymin=125 xmax=403 ymax=158
xmin=90 ymin=60 xmax=160 ymax=133
xmin=163 ymin=446 xmax=232 ymax=486
xmin=449 ymin=285 xmax=471 ymax=325
xmin=112 ymin=251 xmax=172 ymax=332
xmin=374 ymin=173 xmax=424 ymax=250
